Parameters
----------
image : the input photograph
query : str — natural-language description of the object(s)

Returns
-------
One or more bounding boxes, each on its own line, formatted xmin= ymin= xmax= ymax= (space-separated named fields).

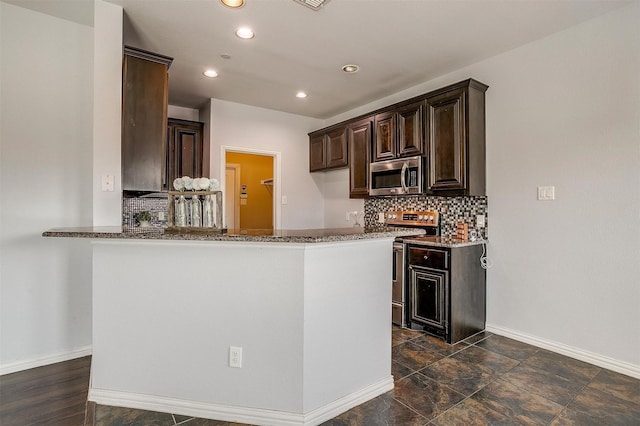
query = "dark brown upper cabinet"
xmin=308 ymin=78 xmax=488 ymax=197
xmin=426 ymin=80 xmax=488 ymax=195
xmin=309 ymin=125 xmax=348 ymax=172
xmin=348 ymin=117 xmax=373 ymax=198
xmin=122 ymin=46 xmax=173 ymax=192
xmin=373 ymin=100 xmax=424 ymax=162
xmin=166 ymin=118 xmax=205 ymax=190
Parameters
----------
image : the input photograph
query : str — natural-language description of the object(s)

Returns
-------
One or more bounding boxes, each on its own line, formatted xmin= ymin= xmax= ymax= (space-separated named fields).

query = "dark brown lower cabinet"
xmin=406 ymin=243 xmax=486 ymax=344
xmin=166 ymin=118 xmax=204 ymax=189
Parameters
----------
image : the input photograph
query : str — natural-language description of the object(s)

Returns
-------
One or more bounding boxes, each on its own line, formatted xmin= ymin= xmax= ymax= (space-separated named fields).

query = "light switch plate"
xmin=537 ymin=186 xmax=556 ymax=201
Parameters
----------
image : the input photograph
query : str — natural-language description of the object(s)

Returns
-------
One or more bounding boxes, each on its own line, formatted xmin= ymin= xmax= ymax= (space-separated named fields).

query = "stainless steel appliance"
xmin=386 ymin=210 xmax=440 ymax=326
xmin=369 ymin=156 xmax=424 ymax=196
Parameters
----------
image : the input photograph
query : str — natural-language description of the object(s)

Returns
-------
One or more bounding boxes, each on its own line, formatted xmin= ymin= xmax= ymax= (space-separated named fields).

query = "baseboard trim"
xmin=0 ymin=345 xmax=92 ymax=376
xmin=89 ymin=376 xmax=394 ymax=426
xmin=486 ymin=324 xmax=640 ymax=379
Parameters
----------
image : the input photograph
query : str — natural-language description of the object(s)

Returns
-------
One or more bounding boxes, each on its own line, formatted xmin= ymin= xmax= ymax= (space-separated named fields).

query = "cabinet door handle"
xmin=423 ymin=255 xmax=429 ymax=260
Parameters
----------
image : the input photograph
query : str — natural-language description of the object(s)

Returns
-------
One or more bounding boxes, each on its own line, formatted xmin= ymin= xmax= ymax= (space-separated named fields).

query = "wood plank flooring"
xmin=0 ymin=356 xmax=91 ymax=426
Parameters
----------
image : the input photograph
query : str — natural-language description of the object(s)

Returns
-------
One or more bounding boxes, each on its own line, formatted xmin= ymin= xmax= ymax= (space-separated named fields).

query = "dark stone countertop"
xmin=400 ymin=235 xmax=487 ymax=248
xmin=42 ymin=226 xmax=425 ymax=244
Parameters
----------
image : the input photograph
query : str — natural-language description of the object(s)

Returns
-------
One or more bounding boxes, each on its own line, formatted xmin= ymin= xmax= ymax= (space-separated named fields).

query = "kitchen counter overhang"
xmin=42 ymin=226 xmax=424 ymax=243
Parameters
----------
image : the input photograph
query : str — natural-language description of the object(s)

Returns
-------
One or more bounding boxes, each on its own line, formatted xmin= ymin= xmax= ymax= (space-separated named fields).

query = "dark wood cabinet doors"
xmin=348 ymin=117 xmax=372 ymax=198
xmin=426 ymin=80 xmax=487 ymax=195
xmin=373 ymin=100 xmax=423 ymax=162
xmin=427 ymin=88 xmax=466 ymax=192
xmin=122 ymin=46 xmax=172 ymax=192
xmin=166 ymin=118 xmax=204 ymax=190
xmin=308 ymin=125 xmax=348 ymax=172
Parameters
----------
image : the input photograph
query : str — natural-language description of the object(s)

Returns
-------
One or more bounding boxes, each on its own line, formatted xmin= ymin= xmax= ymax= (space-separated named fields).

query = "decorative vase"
xmin=190 ymin=195 xmax=202 ymax=227
xmin=139 ymin=221 xmax=150 ymax=228
xmin=175 ymin=195 xmax=187 ymax=227
xmin=202 ymin=194 xmax=214 ymax=227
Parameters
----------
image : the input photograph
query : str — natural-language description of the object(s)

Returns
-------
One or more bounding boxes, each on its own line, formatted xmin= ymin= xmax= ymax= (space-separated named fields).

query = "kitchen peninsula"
xmin=43 ymin=226 xmax=422 ymax=426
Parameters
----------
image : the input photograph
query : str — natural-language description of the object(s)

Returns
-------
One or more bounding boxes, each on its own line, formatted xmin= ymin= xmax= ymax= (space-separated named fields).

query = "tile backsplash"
xmin=364 ymin=195 xmax=488 ymax=239
xmin=123 ymin=193 xmax=487 ymax=238
xmin=122 ymin=197 xmax=168 ymax=228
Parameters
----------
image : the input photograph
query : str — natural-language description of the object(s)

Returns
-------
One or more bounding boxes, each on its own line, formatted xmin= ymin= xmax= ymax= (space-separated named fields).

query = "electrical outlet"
xmin=158 ymin=211 xmax=165 ymax=221
xmin=229 ymin=346 xmax=242 ymax=368
xmin=476 ymin=214 xmax=485 ymax=228
xmin=378 ymin=212 xmax=385 ymax=223
xmin=101 ymin=174 xmax=114 ymax=192
xmin=346 ymin=212 xmax=351 ymax=221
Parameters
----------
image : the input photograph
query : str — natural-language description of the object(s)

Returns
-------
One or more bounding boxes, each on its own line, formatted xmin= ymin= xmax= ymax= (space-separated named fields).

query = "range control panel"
xmin=386 ymin=210 xmax=439 ymax=227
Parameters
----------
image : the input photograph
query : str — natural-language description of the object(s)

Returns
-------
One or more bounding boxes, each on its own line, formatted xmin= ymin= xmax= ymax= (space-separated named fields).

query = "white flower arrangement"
xmin=183 ymin=176 xmax=194 ymax=190
xmin=173 ymin=176 xmax=220 ymax=192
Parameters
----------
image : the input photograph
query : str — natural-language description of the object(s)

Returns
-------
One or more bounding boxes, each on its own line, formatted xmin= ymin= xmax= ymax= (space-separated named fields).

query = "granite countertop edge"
xmin=42 ymin=227 xmax=426 ymax=244
xmin=400 ymin=236 xmax=487 ymax=248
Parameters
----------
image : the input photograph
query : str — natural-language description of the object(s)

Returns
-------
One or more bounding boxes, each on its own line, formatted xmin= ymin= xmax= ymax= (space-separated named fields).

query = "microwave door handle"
xmin=400 ymin=161 xmax=408 ymax=193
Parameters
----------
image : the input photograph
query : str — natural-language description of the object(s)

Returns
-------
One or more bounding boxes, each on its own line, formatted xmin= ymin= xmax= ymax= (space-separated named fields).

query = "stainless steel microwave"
xmin=369 ymin=156 xmax=424 ymax=196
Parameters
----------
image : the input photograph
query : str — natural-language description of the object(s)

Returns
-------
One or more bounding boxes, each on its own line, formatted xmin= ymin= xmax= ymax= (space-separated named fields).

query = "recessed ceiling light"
xmin=204 ymin=70 xmax=218 ymax=78
xmin=296 ymin=91 xmax=308 ymax=99
xmin=235 ymin=27 xmax=255 ymax=39
xmin=342 ymin=64 xmax=359 ymax=73
xmin=221 ymin=0 xmax=244 ymax=8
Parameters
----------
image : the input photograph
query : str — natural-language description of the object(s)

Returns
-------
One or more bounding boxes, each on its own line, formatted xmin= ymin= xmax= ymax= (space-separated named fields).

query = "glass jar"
xmin=202 ymin=194 xmax=214 ymax=227
xmin=190 ymin=194 xmax=202 ymax=227
xmin=175 ymin=195 xmax=187 ymax=227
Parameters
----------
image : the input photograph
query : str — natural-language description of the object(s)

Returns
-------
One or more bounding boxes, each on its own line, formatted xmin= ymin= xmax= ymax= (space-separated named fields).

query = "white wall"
xmin=0 ymin=2 xmax=94 ymax=371
xmin=322 ymin=169 xmax=365 ymax=228
xmin=168 ymin=105 xmax=199 ymax=121
xmin=326 ymin=3 xmax=640 ymax=372
xmin=92 ymin=0 xmax=122 ymax=226
xmin=207 ymin=99 xmax=325 ymax=229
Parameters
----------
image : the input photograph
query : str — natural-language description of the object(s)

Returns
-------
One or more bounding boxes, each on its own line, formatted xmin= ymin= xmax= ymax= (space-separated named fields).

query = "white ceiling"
xmin=7 ymin=0 xmax=632 ymax=119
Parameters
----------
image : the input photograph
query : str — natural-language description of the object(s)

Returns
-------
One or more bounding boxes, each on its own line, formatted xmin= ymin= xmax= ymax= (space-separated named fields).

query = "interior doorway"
xmin=222 ymin=147 xmax=281 ymax=230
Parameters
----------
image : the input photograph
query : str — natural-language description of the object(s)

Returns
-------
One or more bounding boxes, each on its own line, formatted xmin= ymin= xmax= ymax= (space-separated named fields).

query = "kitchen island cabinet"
xmin=43 ymin=227 xmax=422 ymax=426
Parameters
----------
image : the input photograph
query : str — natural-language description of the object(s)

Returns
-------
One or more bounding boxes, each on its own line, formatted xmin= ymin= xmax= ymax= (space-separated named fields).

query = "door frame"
xmin=225 ymin=163 xmax=241 ymax=229
xmin=220 ymin=146 xmax=281 ymax=230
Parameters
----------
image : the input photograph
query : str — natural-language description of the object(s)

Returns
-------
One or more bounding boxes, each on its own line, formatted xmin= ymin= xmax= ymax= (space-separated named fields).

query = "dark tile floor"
xmin=90 ymin=328 xmax=640 ymax=425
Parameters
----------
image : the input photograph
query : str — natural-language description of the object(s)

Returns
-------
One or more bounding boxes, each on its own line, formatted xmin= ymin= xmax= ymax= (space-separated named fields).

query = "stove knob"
xmin=429 ymin=215 xmax=434 ymax=221
xmin=418 ymin=215 xmax=424 ymax=220
xmin=390 ymin=214 xmax=397 ymax=219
